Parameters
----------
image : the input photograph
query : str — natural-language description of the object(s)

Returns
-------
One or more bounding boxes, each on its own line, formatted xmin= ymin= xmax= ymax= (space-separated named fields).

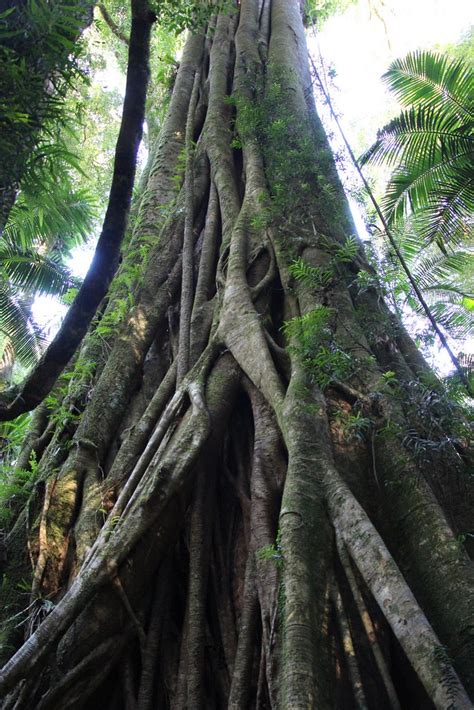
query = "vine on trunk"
xmin=0 ymin=1 xmax=473 ymax=708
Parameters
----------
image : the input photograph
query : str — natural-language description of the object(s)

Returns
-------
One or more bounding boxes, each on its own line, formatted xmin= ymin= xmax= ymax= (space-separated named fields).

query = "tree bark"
xmin=0 ymin=0 xmax=155 ymax=420
xmin=1 ymin=1 xmax=473 ymax=708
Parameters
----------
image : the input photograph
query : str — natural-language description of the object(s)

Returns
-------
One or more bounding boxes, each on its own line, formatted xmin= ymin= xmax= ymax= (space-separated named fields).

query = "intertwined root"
xmin=1 ymin=1 xmax=473 ymax=708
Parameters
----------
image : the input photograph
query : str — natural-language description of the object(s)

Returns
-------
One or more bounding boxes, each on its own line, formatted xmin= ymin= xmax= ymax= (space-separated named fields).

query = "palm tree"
xmin=361 ymin=50 xmax=474 ymax=250
xmin=377 ymin=227 xmax=474 ymax=360
xmin=0 ymin=247 xmax=79 ymax=376
xmin=0 ymin=173 xmax=95 ymax=378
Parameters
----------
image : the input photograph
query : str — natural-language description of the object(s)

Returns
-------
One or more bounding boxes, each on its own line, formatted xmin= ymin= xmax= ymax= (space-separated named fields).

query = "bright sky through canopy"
xmin=33 ymin=0 xmax=473 ymax=359
xmin=315 ymin=0 xmax=473 ymax=152
xmin=312 ymin=0 xmax=473 ymax=374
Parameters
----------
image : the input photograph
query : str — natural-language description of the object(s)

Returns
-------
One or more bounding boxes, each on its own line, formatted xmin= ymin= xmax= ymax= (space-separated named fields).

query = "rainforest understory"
xmin=0 ymin=1 xmax=473 ymax=708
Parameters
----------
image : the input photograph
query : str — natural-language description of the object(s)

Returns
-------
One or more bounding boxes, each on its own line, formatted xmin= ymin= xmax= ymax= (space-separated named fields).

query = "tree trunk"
xmin=1 ymin=1 xmax=473 ymax=708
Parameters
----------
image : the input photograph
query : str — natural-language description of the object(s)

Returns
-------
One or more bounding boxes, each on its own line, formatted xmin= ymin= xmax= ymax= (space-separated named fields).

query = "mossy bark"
xmin=1 ymin=1 xmax=473 ymax=708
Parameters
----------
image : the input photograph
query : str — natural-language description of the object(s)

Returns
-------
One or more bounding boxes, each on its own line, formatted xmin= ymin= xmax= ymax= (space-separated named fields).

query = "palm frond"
xmin=4 ymin=180 xmax=97 ymax=253
xmin=0 ymin=247 xmax=79 ymax=297
xmin=423 ymin=285 xmax=473 ymax=301
xmin=360 ymin=106 xmax=473 ymax=168
xmin=382 ymin=147 xmax=473 ymax=237
xmin=410 ymin=251 xmax=473 ymax=289
xmin=411 ymin=170 xmax=474 ymax=248
xmin=383 ymin=51 xmax=473 ymax=122
xmin=361 ymin=50 xmax=473 ymax=252
xmin=395 ymin=243 xmax=474 ymax=340
xmin=427 ymin=301 xmax=474 ymax=340
xmin=0 ymin=286 xmax=45 ymax=367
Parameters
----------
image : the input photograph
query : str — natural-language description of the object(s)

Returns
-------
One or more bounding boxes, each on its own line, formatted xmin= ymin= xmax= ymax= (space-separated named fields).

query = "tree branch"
xmin=98 ymin=3 xmax=130 ymax=45
xmin=0 ymin=0 xmax=155 ymax=421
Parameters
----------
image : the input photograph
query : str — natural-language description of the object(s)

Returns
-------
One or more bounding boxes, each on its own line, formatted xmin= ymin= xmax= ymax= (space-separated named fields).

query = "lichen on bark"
xmin=0 ymin=1 xmax=473 ymax=708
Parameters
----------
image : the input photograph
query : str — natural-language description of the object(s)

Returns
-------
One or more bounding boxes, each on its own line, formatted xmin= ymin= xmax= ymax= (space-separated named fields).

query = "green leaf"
xmin=360 ymin=51 xmax=474 ymax=251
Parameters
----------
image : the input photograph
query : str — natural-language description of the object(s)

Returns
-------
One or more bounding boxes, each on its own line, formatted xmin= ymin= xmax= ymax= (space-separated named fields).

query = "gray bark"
xmin=1 ymin=2 xmax=473 ymax=708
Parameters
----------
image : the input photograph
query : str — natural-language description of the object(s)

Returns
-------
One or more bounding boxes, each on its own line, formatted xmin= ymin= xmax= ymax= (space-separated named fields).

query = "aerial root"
xmin=177 ymin=66 xmax=202 ymax=386
xmin=0 ymin=353 xmax=238 ymax=698
xmin=336 ymin=538 xmax=402 ymax=710
xmin=249 ymin=241 xmax=277 ymax=300
xmin=181 ymin=467 xmax=213 ymax=708
xmin=331 ymin=578 xmax=368 ymax=709
xmin=81 ymin=341 xmax=217 ymax=572
xmin=327 ymin=472 xmax=472 ymax=708
xmin=112 ymin=575 xmax=147 ymax=651
xmin=136 ymin=560 xmax=171 ymax=709
xmin=228 ymin=553 xmax=259 ymax=709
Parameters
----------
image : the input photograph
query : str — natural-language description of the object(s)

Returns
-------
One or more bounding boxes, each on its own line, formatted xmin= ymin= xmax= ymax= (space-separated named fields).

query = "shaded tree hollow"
xmin=1 ymin=1 xmax=473 ymax=709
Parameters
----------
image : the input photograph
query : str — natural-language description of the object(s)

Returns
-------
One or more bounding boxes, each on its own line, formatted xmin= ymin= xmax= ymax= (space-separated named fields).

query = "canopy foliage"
xmin=361 ymin=50 xmax=474 ymax=250
xmin=0 ymin=3 xmax=473 ymax=709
